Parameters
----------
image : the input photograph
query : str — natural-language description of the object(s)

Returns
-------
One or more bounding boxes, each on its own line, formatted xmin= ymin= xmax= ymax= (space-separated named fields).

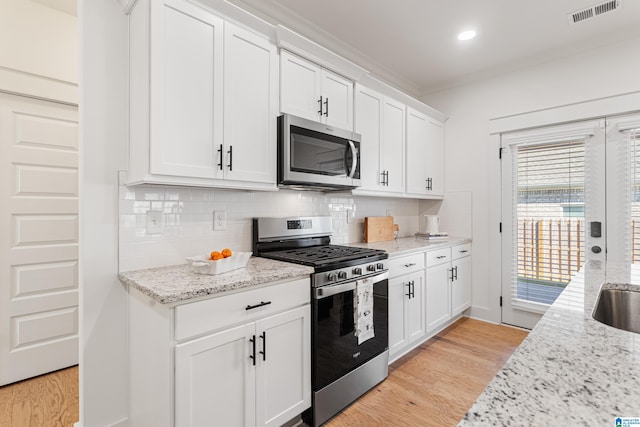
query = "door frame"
xmin=488 ymin=91 xmax=640 ymax=327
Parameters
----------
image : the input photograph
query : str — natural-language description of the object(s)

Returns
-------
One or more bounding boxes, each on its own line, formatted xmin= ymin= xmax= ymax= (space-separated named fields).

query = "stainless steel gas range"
xmin=253 ymin=216 xmax=389 ymax=426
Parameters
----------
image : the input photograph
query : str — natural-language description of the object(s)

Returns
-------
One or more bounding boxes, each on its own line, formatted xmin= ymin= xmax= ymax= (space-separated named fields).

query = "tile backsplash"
xmin=119 ymin=184 xmax=425 ymax=272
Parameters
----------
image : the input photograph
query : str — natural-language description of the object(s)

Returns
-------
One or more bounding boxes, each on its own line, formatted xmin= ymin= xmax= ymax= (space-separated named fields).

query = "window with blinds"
xmin=512 ymin=140 xmax=586 ymax=305
xmin=630 ymin=129 xmax=640 ymax=264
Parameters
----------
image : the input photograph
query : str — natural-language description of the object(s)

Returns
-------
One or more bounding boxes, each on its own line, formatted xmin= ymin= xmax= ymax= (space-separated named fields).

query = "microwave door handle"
xmin=347 ymin=140 xmax=357 ymax=178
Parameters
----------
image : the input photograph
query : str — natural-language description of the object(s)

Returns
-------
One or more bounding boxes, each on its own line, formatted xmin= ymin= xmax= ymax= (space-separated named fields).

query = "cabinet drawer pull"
xmin=245 ymin=301 xmax=272 ymax=311
xmin=459 ymin=250 xmax=469 ymax=254
xmin=436 ymin=255 xmax=447 ymax=259
xmin=259 ymin=331 xmax=266 ymax=361
xmin=249 ymin=335 xmax=256 ymax=366
xmin=404 ymin=263 xmax=416 ymax=268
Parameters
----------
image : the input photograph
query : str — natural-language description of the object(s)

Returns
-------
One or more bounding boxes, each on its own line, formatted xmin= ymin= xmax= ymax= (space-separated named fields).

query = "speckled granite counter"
xmin=119 ymin=257 xmax=314 ymax=304
xmin=459 ymin=261 xmax=640 ymax=426
xmin=351 ymin=236 xmax=471 ymax=257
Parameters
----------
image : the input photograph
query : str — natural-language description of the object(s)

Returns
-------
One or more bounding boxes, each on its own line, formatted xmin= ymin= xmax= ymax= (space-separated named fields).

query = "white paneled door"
xmin=0 ymin=92 xmax=79 ymax=385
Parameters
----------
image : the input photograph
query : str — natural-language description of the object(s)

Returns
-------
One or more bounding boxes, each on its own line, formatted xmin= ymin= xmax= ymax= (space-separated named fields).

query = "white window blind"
xmin=629 ymin=128 xmax=640 ymax=263
xmin=511 ymin=139 xmax=586 ymax=305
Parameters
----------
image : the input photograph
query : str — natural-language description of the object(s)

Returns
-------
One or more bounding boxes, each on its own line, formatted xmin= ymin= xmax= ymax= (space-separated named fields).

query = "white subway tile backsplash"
xmin=118 ymin=185 xmax=422 ymax=271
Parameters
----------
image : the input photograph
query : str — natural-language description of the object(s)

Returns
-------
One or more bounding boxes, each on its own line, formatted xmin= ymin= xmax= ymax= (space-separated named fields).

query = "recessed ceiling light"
xmin=457 ymin=30 xmax=476 ymax=41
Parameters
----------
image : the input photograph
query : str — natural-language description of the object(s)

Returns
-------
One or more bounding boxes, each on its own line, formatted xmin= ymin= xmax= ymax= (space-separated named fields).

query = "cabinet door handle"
xmin=410 ymin=280 xmax=415 ymax=298
xmin=405 ymin=281 xmax=411 ymax=298
xmin=404 ymin=263 xmax=416 ymax=268
xmin=259 ymin=331 xmax=266 ymax=361
xmin=384 ymin=170 xmax=389 ymax=186
xmin=217 ymin=144 xmax=223 ymax=170
xmin=227 ymin=145 xmax=233 ymax=171
xmin=380 ymin=171 xmax=386 ymax=186
xmin=245 ymin=301 xmax=272 ymax=311
xmin=318 ymin=96 xmax=323 ymax=115
xmin=454 ymin=266 xmax=458 ymax=281
xmin=249 ymin=335 xmax=256 ymax=366
xmin=324 ymin=97 xmax=329 ymax=116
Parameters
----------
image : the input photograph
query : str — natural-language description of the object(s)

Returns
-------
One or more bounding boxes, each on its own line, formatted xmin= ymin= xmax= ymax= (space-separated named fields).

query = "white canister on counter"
xmin=424 ymin=215 xmax=439 ymax=234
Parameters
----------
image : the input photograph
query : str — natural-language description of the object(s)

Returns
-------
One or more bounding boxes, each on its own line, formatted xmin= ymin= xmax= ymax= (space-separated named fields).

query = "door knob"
xmin=591 ymin=246 xmax=602 ymax=254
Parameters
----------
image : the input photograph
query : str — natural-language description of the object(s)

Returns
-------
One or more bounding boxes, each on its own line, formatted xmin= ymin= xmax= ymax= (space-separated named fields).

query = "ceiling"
xmin=30 ymin=0 xmax=640 ymax=97
xmin=228 ymin=0 xmax=640 ymax=97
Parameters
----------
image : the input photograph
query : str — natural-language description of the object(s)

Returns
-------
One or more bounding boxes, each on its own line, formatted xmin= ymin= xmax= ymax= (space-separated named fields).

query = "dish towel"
xmin=354 ymin=277 xmax=375 ymax=345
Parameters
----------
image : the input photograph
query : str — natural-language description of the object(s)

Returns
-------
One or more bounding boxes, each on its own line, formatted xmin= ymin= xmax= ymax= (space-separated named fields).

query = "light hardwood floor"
xmin=0 ymin=366 xmax=78 ymax=427
xmin=326 ymin=317 xmax=528 ymax=427
xmin=0 ymin=318 xmax=526 ymax=427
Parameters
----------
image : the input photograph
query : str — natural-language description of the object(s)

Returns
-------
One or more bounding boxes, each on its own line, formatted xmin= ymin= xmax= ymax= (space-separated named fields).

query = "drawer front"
xmin=175 ymin=277 xmax=310 ymax=341
xmin=426 ymin=247 xmax=451 ymax=267
xmin=388 ymin=252 xmax=425 ymax=278
xmin=452 ymin=243 xmax=472 ymax=260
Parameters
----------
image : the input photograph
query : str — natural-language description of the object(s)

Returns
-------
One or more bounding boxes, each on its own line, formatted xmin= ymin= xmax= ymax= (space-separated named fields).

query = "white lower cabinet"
xmin=175 ymin=305 xmax=310 ymax=427
xmin=128 ymin=277 xmax=311 ymax=427
xmin=426 ymin=243 xmax=472 ymax=333
xmin=451 ymin=245 xmax=472 ymax=315
xmin=389 ymin=270 xmax=425 ymax=358
xmin=387 ymin=253 xmax=426 ymax=359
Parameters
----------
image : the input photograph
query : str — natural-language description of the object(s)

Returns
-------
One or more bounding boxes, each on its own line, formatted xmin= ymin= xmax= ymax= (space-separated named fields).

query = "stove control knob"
xmin=367 ymin=264 xmax=376 ymax=272
xmin=338 ymin=271 xmax=347 ymax=280
xmin=376 ymin=263 xmax=384 ymax=270
xmin=327 ymin=272 xmax=338 ymax=282
xmin=353 ymin=267 xmax=363 ymax=275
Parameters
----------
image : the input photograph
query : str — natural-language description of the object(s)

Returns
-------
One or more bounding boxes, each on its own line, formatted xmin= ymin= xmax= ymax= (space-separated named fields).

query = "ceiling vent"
xmin=568 ymin=0 xmax=621 ymax=24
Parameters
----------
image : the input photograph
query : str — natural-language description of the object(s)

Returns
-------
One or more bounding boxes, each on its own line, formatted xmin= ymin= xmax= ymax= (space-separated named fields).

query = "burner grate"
xmin=262 ymin=245 xmax=384 ymax=266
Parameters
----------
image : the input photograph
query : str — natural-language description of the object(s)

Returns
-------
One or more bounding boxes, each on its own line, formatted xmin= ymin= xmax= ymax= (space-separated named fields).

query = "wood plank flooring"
xmin=326 ymin=317 xmax=528 ymax=427
xmin=0 ymin=366 xmax=78 ymax=427
xmin=0 ymin=318 xmax=525 ymax=427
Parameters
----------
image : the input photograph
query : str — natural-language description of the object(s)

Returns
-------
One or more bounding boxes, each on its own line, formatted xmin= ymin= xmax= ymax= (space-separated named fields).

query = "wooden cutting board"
xmin=364 ymin=216 xmax=394 ymax=242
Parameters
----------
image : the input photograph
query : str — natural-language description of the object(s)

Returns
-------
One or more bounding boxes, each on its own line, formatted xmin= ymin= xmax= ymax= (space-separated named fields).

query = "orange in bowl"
xmin=221 ymin=248 xmax=232 ymax=258
xmin=210 ymin=251 xmax=223 ymax=260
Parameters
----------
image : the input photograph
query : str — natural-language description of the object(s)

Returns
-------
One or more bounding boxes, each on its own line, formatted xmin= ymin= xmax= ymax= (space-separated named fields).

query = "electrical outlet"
xmin=146 ymin=210 xmax=163 ymax=234
xmin=213 ymin=210 xmax=227 ymax=231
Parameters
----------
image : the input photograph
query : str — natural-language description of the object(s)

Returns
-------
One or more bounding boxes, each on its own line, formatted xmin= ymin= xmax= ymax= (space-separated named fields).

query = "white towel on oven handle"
xmin=354 ymin=277 xmax=375 ymax=345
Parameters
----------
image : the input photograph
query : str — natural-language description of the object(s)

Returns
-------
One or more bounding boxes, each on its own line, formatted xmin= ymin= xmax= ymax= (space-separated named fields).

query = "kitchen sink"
xmin=592 ymin=284 xmax=640 ymax=334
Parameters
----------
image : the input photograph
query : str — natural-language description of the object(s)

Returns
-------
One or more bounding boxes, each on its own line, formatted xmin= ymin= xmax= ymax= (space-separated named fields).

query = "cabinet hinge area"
xmin=500 ymin=296 xmax=503 ymax=307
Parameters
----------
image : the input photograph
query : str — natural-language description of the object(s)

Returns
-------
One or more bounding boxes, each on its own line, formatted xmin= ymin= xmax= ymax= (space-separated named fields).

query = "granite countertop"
xmin=350 ymin=235 xmax=472 ymax=257
xmin=459 ymin=261 xmax=640 ymax=426
xmin=119 ymin=257 xmax=314 ymax=305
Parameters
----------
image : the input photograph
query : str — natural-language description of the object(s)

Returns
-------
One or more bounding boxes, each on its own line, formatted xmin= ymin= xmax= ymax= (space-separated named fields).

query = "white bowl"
xmin=186 ymin=252 xmax=252 ymax=275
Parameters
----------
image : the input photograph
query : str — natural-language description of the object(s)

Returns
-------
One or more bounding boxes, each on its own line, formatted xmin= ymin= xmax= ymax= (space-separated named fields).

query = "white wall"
xmin=80 ymin=0 xmax=129 ymax=425
xmin=0 ymin=0 xmax=77 ymax=83
xmin=422 ymin=35 xmax=640 ymax=323
xmin=0 ymin=0 xmax=78 ymax=104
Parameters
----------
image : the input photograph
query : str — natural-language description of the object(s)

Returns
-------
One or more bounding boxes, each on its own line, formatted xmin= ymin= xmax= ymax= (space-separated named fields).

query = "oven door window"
xmin=313 ymin=280 xmax=388 ymax=390
xmin=290 ymin=125 xmax=357 ymax=178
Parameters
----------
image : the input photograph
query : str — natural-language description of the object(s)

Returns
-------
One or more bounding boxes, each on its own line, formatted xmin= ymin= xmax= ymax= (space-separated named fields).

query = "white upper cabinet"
xmin=406 ymin=107 xmax=445 ymax=197
xmin=280 ymin=50 xmax=353 ymax=130
xmin=148 ymin=0 xmax=224 ymax=180
xmin=224 ymin=23 xmax=278 ymax=184
xmin=128 ymin=0 xmax=278 ymax=189
xmin=354 ymin=84 xmax=405 ymax=194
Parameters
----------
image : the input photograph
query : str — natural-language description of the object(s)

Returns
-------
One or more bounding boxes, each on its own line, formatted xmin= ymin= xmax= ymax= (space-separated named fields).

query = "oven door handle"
xmin=315 ymin=271 xmax=389 ymax=300
xmin=316 ymin=281 xmax=356 ymax=299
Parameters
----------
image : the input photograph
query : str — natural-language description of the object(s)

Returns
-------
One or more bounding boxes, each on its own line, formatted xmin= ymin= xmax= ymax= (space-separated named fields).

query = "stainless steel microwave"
xmin=278 ymin=114 xmax=361 ymax=191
